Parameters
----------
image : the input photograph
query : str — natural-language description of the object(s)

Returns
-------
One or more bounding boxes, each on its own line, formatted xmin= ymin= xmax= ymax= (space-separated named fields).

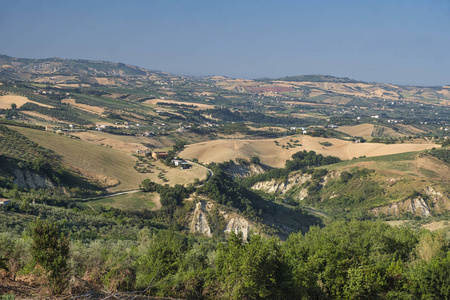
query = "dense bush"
xmin=427 ymin=148 xmax=450 ymax=164
xmin=286 ymin=150 xmax=341 ymax=171
xmin=31 ymin=219 xmax=70 ymax=294
xmin=1 ymin=218 xmax=449 ymax=299
xmin=202 ymin=168 xmax=269 ymax=216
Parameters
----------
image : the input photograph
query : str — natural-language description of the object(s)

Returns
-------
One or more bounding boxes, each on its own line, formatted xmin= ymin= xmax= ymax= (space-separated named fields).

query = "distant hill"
xmin=0 ymin=54 xmax=151 ymax=79
xmin=277 ymin=74 xmax=365 ymax=83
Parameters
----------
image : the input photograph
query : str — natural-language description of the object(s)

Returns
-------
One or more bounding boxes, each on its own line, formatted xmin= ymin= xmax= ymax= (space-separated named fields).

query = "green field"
xmin=86 ymin=192 xmax=159 ymax=211
xmin=323 ymin=151 xmax=419 ymax=174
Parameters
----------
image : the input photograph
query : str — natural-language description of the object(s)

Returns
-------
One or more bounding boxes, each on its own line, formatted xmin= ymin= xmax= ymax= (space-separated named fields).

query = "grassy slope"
xmin=86 ymin=192 xmax=160 ymax=211
xmin=324 ymin=151 xmax=418 ymax=172
xmin=9 ymin=126 xmax=207 ymax=192
xmin=315 ymin=151 xmax=450 ymax=211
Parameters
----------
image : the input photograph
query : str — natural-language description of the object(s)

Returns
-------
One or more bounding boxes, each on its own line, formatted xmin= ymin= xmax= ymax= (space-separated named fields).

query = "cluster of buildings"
xmin=149 ymin=152 xmax=191 ymax=169
xmin=290 ymin=127 xmax=308 ymax=134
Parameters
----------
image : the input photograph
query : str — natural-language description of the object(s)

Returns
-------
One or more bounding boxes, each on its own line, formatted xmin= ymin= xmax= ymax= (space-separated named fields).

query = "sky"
xmin=1 ymin=0 xmax=449 ymax=86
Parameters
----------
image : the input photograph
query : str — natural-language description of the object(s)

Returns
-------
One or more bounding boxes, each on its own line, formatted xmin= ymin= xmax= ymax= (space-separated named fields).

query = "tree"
xmin=412 ymin=251 xmax=450 ymax=299
xmin=215 ymin=232 xmax=293 ymax=299
xmin=31 ymin=219 xmax=70 ymax=294
xmin=283 ymin=220 xmax=419 ymax=299
xmin=250 ymin=156 xmax=261 ymax=165
xmin=140 ymin=179 xmax=157 ymax=192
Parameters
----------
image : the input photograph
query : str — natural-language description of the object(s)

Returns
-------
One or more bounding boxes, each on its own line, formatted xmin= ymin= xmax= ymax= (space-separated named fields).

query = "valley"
xmin=0 ymin=55 xmax=449 ymax=299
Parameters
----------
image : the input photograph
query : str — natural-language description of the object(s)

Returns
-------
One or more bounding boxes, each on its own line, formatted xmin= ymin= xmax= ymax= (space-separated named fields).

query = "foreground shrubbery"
xmin=1 ymin=219 xmax=449 ymax=299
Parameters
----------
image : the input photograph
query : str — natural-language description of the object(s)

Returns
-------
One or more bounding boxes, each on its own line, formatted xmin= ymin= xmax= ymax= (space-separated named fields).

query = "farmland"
xmin=8 ymin=125 xmax=208 ymax=191
xmin=180 ymin=134 xmax=438 ymax=167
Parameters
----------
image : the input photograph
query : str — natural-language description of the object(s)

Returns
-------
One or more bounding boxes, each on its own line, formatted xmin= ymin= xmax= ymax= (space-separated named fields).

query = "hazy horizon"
xmin=1 ymin=0 xmax=449 ymax=86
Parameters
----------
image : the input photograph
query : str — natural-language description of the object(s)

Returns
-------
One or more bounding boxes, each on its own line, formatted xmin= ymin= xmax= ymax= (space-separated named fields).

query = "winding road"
xmin=81 ymin=160 xmax=213 ymax=201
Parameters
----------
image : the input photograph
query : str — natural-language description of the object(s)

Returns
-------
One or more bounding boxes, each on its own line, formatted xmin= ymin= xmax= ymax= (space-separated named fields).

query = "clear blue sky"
xmin=1 ymin=0 xmax=449 ymax=85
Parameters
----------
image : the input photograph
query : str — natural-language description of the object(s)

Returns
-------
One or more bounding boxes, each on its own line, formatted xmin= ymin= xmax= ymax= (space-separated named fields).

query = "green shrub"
xmin=31 ymin=219 xmax=70 ymax=294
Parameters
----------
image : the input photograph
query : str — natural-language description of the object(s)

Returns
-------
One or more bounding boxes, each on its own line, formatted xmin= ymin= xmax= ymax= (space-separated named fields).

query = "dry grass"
xmin=396 ymin=124 xmax=426 ymax=135
xmin=372 ymin=125 xmax=404 ymax=137
xmin=72 ymin=131 xmax=147 ymax=153
xmin=422 ymin=221 xmax=450 ymax=232
xmin=9 ymin=126 xmax=208 ymax=192
xmin=0 ymin=95 xmax=54 ymax=109
xmin=94 ymin=77 xmax=116 ymax=85
xmin=76 ymin=130 xmax=180 ymax=150
xmin=143 ymin=99 xmax=215 ymax=110
xmin=416 ymin=156 xmax=450 ymax=183
xmin=386 ymin=220 xmax=408 ymax=227
xmin=180 ymin=135 xmax=438 ymax=168
xmin=336 ymin=124 xmax=374 ymax=138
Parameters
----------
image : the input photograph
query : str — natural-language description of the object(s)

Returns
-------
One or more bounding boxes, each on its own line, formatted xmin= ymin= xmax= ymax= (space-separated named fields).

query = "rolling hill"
xmin=180 ymin=134 xmax=438 ymax=168
xmin=8 ymin=125 xmax=208 ymax=192
xmin=1 ymin=54 xmax=450 ymax=299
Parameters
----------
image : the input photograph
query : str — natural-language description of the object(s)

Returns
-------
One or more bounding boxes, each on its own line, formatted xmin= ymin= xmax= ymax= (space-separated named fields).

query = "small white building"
xmin=171 ymin=159 xmax=186 ymax=166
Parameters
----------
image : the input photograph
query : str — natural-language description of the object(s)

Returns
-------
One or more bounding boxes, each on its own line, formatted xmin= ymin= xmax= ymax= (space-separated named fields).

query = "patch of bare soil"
xmin=143 ymin=99 xmax=215 ymax=109
xmin=72 ymin=167 xmax=120 ymax=188
xmin=0 ymin=279 xmax=39 ymax=299
xmin=415 ymin=155 xmax=450 ymax=183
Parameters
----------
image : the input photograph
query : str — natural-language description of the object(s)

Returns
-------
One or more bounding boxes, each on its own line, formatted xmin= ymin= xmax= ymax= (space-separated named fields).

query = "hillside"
xmin=249 ymin=150 xmax=450 ymax=220
xmin=212 ymin=75 xmax=450 ymax=105
xmin=8 ymin=125 xmax=208 ymax=192
xmin=180 ymin=134 xmax=438 ymax=168
xmin=0 ymin=54 xmax=150 ymax=79
xmin=1 ymin=54 xmax=449 ymax=144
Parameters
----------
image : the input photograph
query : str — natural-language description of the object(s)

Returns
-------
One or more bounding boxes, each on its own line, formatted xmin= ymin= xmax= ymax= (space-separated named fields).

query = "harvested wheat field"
xmin=180 ymin=135 xmax=438 ymax=168
xmin=0 ymin=95 xmax=54 ymax=109
xmin=61 ymin=98 xmax=105 ymax=114
xmin=336 ymin=124 xmax=374 ymax=138
xmin=72 ymin=131 xmax=147 ymax=153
